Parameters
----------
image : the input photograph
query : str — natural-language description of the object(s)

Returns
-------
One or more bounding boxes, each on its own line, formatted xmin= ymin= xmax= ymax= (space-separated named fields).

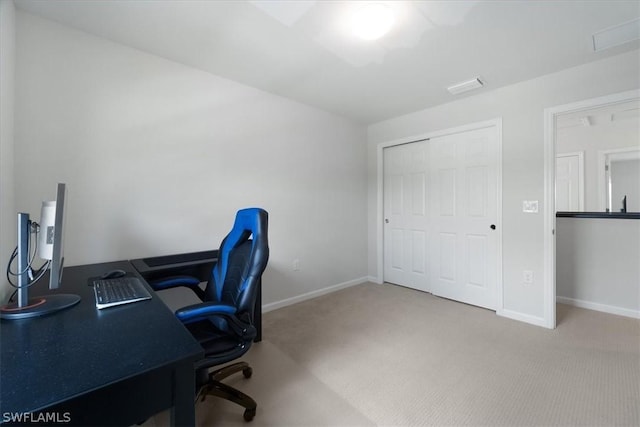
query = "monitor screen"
xmin=49 ymin=183 xmax=66 ymax=289
xmin=36 ymin=183 xmax=66 ymax=289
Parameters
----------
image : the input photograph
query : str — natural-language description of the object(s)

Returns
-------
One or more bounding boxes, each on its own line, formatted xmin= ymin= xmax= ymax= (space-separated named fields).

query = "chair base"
xmin=197 ymin=362 xmax=257 ymax=422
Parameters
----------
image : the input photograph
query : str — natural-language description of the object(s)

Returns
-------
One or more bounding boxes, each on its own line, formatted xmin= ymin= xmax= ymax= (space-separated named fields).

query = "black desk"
xmin=130 ymin=250 xmax=219 ymax=282
xmin=0 ymin=261 xmax=203 ymax=426
xmin=131 ymin=250 xmax=262 ymax=342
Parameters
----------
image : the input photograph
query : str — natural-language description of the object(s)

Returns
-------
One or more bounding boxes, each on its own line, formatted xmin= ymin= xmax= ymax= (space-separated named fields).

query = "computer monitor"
xmin=38 ymin=183 xmax=66 ymax=289
xmin=0 ymin=183 xmax=80 ymax=320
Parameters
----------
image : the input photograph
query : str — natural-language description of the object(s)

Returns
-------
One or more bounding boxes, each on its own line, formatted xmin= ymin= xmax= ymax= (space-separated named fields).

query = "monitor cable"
xmin=5 ymin=221 xmax=51 ymax=303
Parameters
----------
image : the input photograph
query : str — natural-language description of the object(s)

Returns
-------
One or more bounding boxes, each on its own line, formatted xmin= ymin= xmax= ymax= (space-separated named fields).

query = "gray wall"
xmin=0 ymin=0 xmax=16 ymax=303
xmin=556 ymin=217 xmax=640 ymax=317
xmin=367 ymin=49 xmax=640 ymax=326
xmin=8 ymin=11 xmax=368 ymax=307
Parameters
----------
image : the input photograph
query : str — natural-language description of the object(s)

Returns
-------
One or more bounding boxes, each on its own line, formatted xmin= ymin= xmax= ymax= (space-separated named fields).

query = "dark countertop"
xmin=556 ymin=211 xmax=640 ymax=219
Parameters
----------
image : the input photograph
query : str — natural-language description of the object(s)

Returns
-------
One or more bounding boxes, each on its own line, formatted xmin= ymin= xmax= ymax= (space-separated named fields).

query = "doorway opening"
xmin=543 ymin=89 xmax=640 ymax=327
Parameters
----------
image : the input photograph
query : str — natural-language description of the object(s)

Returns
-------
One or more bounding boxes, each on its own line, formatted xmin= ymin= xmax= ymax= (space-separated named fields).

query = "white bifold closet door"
xmin=383 ymin=140 xmax=430 ymax=293
xmin=429 ymin=127 xmax=498 ymax=310
xmin=383 ymin=126 xmax=499 ymax=310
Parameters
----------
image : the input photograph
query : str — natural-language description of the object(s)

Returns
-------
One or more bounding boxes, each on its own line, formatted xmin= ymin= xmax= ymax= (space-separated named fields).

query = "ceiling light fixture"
xmin=447 ymin=77 xmax=484 ymax=95
xmin=351 ymin=3 xmax=395 ymax=41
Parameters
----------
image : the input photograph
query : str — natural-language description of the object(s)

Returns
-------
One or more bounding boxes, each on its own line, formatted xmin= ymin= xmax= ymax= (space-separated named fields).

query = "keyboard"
xmin=93 ymin=276 xmax=152 ymax=309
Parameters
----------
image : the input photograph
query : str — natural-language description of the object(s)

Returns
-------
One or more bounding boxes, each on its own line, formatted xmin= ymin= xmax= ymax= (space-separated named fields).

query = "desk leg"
xmin=255 ymin=278 xmax=262 ymax=342
xmin=171 ymin=363 xmax=196 ymax=427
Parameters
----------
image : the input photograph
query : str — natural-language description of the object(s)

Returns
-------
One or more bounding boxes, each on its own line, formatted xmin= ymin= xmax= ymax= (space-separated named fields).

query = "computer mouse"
xmin=100 ymin=269 xmax=127 ymax=279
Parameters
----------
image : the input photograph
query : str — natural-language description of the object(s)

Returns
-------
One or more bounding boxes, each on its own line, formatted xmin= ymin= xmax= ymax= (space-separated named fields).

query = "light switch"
xmin=523 ymin=200 xmax=539 ymax=213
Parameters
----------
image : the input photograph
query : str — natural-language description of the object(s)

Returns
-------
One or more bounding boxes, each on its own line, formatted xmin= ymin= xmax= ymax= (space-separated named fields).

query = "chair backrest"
xmin=205 ymin=208 xmax=269 ymax=320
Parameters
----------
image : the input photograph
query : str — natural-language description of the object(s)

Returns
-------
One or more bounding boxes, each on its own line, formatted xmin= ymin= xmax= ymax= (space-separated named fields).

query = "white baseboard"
xmin=497 ymin=308 xmax=549 ymax=328
xmin=262 ymin=277 xmax=369 ymax=313
xmin=556 ymin=296 xmax=640 ymax=319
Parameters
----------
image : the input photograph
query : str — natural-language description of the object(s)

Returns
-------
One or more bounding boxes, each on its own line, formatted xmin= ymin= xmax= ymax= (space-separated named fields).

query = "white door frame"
xmin=376 ymin=118 xmax=504 ymax=313
xmin=543 ymin=89 xmax=639 ymax=329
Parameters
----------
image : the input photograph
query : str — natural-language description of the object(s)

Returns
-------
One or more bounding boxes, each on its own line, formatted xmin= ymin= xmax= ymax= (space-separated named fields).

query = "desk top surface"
xmin=0 ymin=261 xmax=203 ymax=414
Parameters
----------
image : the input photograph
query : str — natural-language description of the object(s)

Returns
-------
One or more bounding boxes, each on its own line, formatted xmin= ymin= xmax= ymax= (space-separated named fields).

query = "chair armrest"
xmin=175 ymin=302 xmax=236 ymax=323
xmin=149 ymin=275 xmax=205 ymax=299
xmin=175 ymin=303 xmax=257 ymax=340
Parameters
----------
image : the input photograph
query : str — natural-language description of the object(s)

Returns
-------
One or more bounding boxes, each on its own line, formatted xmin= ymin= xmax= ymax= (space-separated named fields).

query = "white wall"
xmin=556 ymin=217 xmax=640 ymax=318
xmin=14 ymin=11 xmax=368 ymax=307
xmin=0 ymin=0 xmax=16 ymax=303
xmin=368 ymin=49 xmax=640 ymax=324
xmin=557 ymin=115 xmax=640 ymax=211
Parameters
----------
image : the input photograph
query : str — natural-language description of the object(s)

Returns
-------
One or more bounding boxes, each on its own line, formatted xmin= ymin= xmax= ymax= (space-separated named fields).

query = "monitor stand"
xmin=0 ymin=294 xmax=81 ymax=320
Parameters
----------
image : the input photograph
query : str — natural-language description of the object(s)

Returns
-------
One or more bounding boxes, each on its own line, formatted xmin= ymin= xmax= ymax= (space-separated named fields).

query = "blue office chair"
xmin=150 ymin=208 xmax=269 ymax=422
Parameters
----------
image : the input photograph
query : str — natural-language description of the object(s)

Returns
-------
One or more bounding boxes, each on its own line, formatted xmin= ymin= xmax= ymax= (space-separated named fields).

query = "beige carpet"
xmin=147 ymin=283 xmax=640 ymax=426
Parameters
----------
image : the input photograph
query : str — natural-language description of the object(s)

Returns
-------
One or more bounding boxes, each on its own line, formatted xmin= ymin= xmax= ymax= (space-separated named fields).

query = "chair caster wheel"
xmin=243 ymin=367 xmax=253 ymax=378
xmin=243 ymin=408 xmax=256 ymax=421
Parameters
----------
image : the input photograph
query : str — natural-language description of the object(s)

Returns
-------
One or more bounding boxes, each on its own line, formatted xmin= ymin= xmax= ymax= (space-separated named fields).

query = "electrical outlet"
xmin=523 ymin=270 xmax=534 ymax=284
xmin=523 ymin=200 xmax=539 ymax=213
xmin=293 ymin=259 xmax=300 ymax=271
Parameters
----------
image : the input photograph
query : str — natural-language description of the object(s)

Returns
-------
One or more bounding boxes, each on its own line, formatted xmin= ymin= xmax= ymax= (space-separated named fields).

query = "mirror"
xmin=556 ymin=99 xmax=640 ymax=213
xmin=603 ymin=149 xmax=640 ymax=212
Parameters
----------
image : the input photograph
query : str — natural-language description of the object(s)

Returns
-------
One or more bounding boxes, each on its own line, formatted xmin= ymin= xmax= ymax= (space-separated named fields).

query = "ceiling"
xmin=14 ymin=0 xmax=640 ymax=124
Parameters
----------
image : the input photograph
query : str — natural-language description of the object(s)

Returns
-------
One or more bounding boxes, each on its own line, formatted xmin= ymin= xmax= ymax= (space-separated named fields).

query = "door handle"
xmin=385 ymin=219 xmax=389 ymax=224
xmin=490 ymin=224 xmax=496 ymax=230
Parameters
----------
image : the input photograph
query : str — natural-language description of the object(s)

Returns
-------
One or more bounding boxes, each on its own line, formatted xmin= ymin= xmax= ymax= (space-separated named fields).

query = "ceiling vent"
xmin=447 ymin=77 xmax=484 ymax=95
xmin=592 ymin=18 xmax=640 ymax=51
